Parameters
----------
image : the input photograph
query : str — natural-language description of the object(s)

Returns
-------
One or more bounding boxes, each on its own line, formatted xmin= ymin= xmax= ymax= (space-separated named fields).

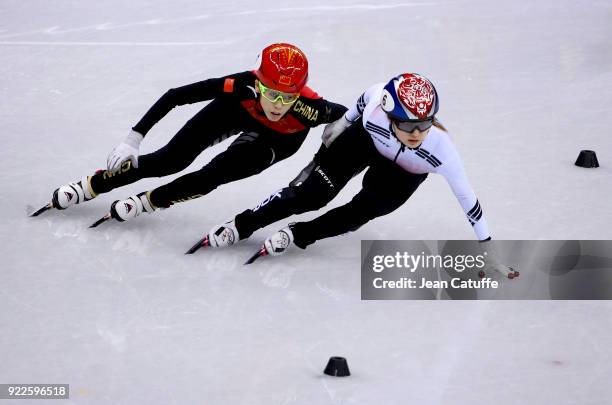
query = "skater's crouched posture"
xmin=201 ymin=73 xmax=519 ymax=276
xmin=43 ymin=43 xmax=346 ymax=223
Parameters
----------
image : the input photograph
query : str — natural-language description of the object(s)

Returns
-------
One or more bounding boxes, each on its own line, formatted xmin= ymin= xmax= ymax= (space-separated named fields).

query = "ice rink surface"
xmin=1 ymin=0 xmax=612 ymax=404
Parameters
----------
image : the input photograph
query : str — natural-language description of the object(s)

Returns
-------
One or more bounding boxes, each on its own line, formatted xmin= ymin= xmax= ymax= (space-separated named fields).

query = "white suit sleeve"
xmin=344 ymin=83 xmax=383 ymax=122
xmin=438 ymin=153 xmax=491 ymax=241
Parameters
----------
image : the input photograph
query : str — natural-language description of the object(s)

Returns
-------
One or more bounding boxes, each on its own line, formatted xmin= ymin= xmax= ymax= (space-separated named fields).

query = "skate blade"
xmin=29 ymin=202 xmax=53 ymax=217
xmin=244 ymin=246 xmax=268 ymax=265
xmin=89 ymin=213 xmax=111 ymax=228
xmin=185 ymin=235 xmax=209 ymax=254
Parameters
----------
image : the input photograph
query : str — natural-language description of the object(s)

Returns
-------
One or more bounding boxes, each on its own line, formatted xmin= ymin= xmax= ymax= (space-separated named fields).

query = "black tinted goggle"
xmin=393 ymin=118 xmax=434 ymax=132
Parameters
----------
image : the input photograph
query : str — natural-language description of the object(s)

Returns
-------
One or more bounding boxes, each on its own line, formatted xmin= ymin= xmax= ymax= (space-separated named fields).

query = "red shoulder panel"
xmin=299 ymin=86 xmax=321 ymax=100
xmin=223 ymin=78 xmax=235 ymax=93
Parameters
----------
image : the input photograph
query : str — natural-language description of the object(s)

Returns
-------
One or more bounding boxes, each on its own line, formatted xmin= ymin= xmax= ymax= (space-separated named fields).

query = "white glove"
xmin=485 ymin=263 xmax=520 ymax=279
xmin=479 ymin=239 xmax=520 ymax=279
xmin=107 ymin=130 xmax=144 ymax=173
xmin=322 ymin=115 xmax=352 ymax=147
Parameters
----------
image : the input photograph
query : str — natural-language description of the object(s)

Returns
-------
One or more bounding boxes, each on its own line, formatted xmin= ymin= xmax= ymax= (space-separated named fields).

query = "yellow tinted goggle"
xmin=258 ymin=81 xmax=299 ymax=105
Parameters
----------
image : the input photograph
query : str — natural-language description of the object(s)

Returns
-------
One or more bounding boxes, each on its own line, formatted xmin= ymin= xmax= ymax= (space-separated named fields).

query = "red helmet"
xmin=254 ymin=43 xmax=308 ymax=93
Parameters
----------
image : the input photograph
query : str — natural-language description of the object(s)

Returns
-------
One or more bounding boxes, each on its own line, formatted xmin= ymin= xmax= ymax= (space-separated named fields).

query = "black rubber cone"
xmin=575 ymin=150 xmax=599 ymax=168
xmin=324 ymin=356 xmax=350 ymax=377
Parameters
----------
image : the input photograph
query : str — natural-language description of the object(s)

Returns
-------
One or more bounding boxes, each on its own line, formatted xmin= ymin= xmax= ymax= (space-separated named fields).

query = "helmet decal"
xmin=269 ymin=47 xmax=304 ymax=81
xmin=380 ymin=89 xmax=395 ymax=112
xmin=278 ymin=75 xmax=292 ymax=86
xmin=255 ymin=43 xmax=308 ymax=93
xmin=381 ymin=73 xmax=439 ymax=121
xmin=397 ymin=74 xmax=436 ymax=119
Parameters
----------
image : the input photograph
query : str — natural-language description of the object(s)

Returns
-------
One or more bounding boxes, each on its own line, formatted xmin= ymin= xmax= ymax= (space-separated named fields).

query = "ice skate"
xmin=245 ymin=225 xmax=294 ymax=264
xmin=90 ymin=192 xmax=155 ymax=228
xmin=186 ymin=219 xmax=239 ymax=254
xmin=30 ymin=176 xmax=96 ymax=217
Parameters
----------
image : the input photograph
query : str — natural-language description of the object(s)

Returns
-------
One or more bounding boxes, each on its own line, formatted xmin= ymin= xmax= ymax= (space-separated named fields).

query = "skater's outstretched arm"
xmin=132 ymin=71 xmax=256 ymax=136
xmin=106 ymin=71 xmax=256 ymax=173
xmin=436 ymin=150 xmax=490 ymax=241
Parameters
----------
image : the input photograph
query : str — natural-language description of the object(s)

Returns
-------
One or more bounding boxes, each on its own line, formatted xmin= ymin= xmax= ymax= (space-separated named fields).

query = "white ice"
xmin=1 ymin=0 xmax=612 ymax=404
